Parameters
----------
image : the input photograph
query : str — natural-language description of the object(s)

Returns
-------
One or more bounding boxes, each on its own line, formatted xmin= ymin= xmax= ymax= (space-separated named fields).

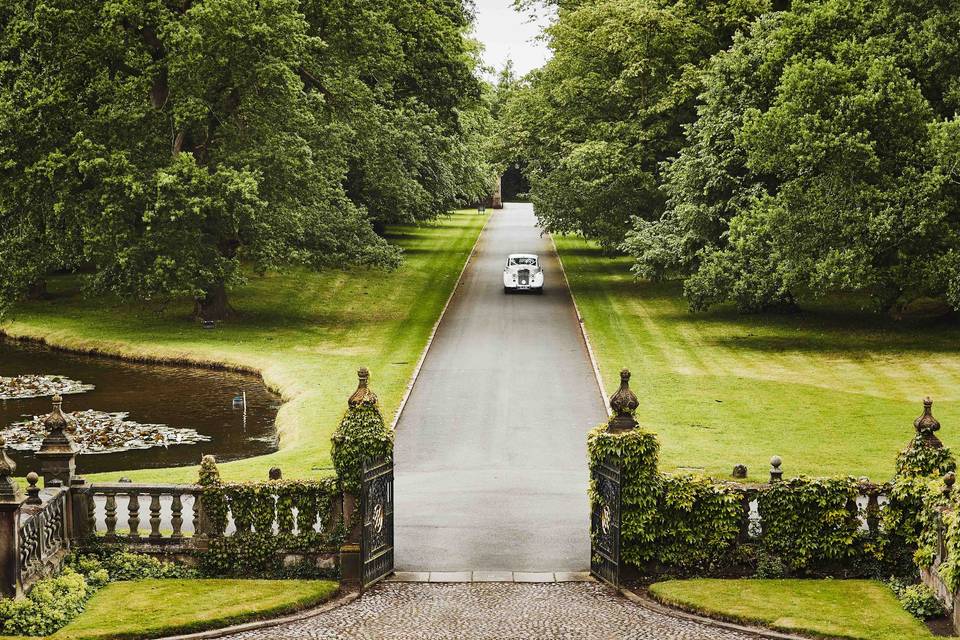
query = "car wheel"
xmin=536 ymin=287 xmax=544 ymax=295
xmin=503 ymin=286 xmax=511 ymax=294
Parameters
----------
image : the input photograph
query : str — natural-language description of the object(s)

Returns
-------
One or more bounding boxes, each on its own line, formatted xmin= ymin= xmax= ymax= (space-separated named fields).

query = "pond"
xmin=0 ymin=337 xmax=280 ymax=476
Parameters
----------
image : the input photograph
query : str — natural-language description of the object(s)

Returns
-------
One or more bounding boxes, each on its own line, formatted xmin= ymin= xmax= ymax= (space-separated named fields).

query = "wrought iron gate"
xmin=360 ymin=457 xmax=394 ymax=588
xmin=590 ymin=455 xmax=621 ymax=588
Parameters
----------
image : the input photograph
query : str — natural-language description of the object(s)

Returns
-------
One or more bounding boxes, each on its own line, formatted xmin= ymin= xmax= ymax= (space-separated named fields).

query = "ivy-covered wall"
xmin=588 ymin=421 xmax=955 ymax=580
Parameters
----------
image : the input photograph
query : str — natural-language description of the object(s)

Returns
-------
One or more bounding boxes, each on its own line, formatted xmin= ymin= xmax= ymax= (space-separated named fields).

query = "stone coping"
xmin=387 ymin=571 xmax=593 ymax=583
xmin=620 ymin=587 xmax=812 ymax=640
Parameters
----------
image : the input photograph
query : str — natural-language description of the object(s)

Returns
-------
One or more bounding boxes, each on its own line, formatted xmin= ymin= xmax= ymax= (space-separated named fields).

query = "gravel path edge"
xmin=158 ymin=590 xmax=361 ymax=640
xmin=621 ymin=588 xmax=813 ymax=640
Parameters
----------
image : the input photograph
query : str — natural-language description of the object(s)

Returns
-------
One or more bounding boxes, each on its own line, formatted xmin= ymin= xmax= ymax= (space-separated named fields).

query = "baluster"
xmin=738 ymin=492 xmax=751 ymax=541
xmin=149 ymin=493 xmax=162 ymax=540
xmin=192 ymin=492 xmax=206 ymax=540
xmin=87 ymin=489 xmax=96 ymax=534
xmin=105 ymin=494 xmax=118 ymax=540
xmin=324 ymin=496 xmax=341 ymax=537
xmin=171 ymin=493 xmax=184 ymax=540
xmin=866 ymin=492 xmax=880 ymax=535
xmin=127 ymin=492 xmax=140 ymax=540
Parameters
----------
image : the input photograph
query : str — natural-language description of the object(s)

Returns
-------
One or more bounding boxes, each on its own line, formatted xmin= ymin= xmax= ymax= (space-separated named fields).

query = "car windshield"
xmin=509 ymin=257 xmax=537 ymax=266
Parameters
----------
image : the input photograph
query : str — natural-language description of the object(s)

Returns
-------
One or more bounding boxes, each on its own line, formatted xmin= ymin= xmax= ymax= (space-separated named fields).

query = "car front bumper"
xmin=503 ymin=273 xmax=544 ymax=290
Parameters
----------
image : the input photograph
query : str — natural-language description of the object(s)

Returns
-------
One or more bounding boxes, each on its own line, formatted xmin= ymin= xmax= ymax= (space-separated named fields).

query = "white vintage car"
xmin=503 ymin=253 xmax=544 ymax=293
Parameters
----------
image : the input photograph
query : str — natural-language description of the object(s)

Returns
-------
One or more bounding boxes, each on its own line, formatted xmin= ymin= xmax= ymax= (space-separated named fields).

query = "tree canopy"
xmin=501 ymin=0 xmax=960 ymax=312
xmin=0 ymin=0 xmax=491 ymax=319
xmin=496 ymin=0 xmax=771 ymax=249
xmin=625 ymin=0 xmax=960 ymax=312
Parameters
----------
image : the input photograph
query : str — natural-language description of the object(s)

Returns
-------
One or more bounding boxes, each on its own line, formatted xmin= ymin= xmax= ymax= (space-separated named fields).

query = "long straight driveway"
xmin=394 ymin=203 xmax=608 ymax=572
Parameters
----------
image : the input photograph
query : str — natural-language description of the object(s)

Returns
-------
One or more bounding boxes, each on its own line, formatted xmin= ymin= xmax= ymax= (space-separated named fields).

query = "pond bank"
xmin=0 ymin=211 xmax=488 ymax=483
xmin=0 ymin=336 xmax=278 ymax=475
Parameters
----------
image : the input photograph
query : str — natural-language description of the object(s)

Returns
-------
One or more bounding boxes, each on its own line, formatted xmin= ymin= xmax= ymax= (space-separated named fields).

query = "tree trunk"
xmin=194 ymin=282 xmax=234 ymax=321
xmin=372 ymin=219 xmax=387 ymax=237
xmin=25 ymin=279 xmax=47 ymax=300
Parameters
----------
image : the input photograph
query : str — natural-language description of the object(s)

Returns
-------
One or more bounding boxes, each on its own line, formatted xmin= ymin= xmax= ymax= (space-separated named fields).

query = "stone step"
xmin=386 ymin=571 xmax=593 ymax=583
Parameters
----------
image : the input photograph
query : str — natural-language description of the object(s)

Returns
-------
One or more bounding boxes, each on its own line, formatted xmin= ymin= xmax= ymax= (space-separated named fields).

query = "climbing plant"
xmin=589 ymin=418 xmax=952 ymax=578
xmin=331 ymin=396 xmax=393 ymax=495
xmin=194 ymin=458 xmax=344 ymax=577
xmin=756 ymin=477 xmax=864 ymax=571
xmin=588 ymin=424 xmax=660 ymax=565
xmin=656 ymin=475 xmax=744 ymax=571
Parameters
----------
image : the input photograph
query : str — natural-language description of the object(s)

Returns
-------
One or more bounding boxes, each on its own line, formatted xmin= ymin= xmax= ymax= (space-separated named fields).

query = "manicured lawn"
xmin=555 ymin=236 xmax=960 ymax=481
xmin=650 ymin=579 xmax=938 ymax=640
xmin=1 ymin=211 xmax=487 ymax=483
xmin=51 ymin=579 xmax=338 ymax=640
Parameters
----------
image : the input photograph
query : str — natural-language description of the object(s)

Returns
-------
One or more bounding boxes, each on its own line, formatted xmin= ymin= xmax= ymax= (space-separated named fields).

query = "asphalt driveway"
xmin=393 ymin=203 xmax=608 ymax=571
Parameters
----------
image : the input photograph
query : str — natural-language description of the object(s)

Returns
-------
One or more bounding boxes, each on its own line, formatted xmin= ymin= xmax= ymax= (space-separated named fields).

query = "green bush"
xmin=755 ymin=553 xmax=788 ymax=579
xmin=199 ymin=532 xmax=282 ymax=578
xmin=656 ymin=475 xmax=744 ymax=571
xmin=331 ymin=403 xmax=393 ymax=495
xmin=757 ymin=477 xmax=864 ymax=571
xmin=897 ymin=583 xmax=945 ymax=620
xmin=102 ymin=551 xmax=193 ymax=581
xmin=0 ymin=569 xmax=91 ymax=636
xmin=67 ymin=550 xmax=192 ymax=582
xmin=0 ymin=550 xmax=198 ymax=636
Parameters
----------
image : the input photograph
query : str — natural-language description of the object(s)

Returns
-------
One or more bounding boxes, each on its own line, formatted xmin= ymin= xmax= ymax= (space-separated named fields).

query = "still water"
xmin=0 ymin=338 xmax=279 ymax=475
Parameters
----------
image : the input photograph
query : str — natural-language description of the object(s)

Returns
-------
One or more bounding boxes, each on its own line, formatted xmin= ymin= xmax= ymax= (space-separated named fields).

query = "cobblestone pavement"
xmin=223 ymin=582 xmax=758 ymax=640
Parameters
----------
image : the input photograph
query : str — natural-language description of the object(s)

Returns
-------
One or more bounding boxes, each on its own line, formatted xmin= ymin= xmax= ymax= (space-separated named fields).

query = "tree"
xmin=308 ymin=0 xmax=492 ymax=230
xmin=497 ymin=0 xmax=770 ymax=249
xmin=0 ymin=0 xmax=489 ymax=319
xmin=626 ymin=0 xmax=960 ymax=312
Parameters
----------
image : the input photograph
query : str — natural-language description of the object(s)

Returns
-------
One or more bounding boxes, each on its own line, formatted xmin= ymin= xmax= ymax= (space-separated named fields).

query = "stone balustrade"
xmin=80 ymin=483 xmax=202 ymax=544
xmin=17 ymin=486 xmax=70 ymax=593
xmin=732 ymin=481 xmax=889 ymax=540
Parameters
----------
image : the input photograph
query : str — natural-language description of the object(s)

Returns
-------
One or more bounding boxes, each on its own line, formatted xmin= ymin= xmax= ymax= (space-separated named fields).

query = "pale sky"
xmin=471 ymin=0 xmax=552 ymax=78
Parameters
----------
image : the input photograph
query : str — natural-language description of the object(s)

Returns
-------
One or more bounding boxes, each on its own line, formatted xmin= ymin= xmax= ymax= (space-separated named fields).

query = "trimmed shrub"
xmin=898 ymin=583 xmax=945 ymax=620
xmin=0 ymin=569 xmax=90 ymax=636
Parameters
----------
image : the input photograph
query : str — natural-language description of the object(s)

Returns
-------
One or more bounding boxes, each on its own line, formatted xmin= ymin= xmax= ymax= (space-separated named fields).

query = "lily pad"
xmin=2 ymin=409 xmax=211 ymax=454
xmin=0 ymin=374 xmax=94 ymax=400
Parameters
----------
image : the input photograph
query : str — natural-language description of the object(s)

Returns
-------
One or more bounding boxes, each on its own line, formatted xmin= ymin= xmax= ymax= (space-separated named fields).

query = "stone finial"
xmin=24 ymin=472 xmax=41 ymax=506
xmin=732 ymin=464 xmax=748 ymax=479
xmin=944 ymin=471 xmax=956 ymax=497
xmin=348 ymin=367 xmax=378 ymax=408
xmin=268 ymin=467 xmax=282 ymax=481
xmin=769 ymin=455 xmax=783 ymax=483
xmin=0 ymin=436 xmax=19 ymax=501
xmin=36 ymin=394 xmax=78 ymax=486
xmin=38 ymin=395 xmax=76 ymax=453
xmin=608 ymin=369 xmax=639 ymax=433
xmin=914 ymin=397 xmax=943 ymax=448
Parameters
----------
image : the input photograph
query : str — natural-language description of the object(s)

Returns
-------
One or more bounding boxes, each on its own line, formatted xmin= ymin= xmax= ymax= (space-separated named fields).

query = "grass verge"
xmin=2 ymin=211 xmax=487 ymax=483
xmin=50 ymin=578 xmax=339 ymax=640
xmin=649 ymin=579 xmax=939 ymax=640
xmin=555 ymin=235 xmax=960 ymax=480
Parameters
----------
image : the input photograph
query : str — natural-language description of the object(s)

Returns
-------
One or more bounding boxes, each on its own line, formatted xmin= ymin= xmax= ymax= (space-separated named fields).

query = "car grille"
xmin=518 ymin=269 xmax=530 ymax=286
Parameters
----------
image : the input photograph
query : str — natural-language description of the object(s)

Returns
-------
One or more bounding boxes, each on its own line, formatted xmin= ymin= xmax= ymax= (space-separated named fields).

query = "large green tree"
xmin=498 ymin=0 xmax=770 ymax=248
xmin=312 ymin=0 xmax=492 ymax=230
xmin=0 ymin=0 xmax=488 ymax=319
xmin=626 ymin=0 xmax=960 ymax=312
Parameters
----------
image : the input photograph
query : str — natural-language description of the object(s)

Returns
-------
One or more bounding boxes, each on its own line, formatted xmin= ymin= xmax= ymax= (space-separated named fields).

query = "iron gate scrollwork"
xmin=590 ymin=455 xmax=621 ymax=588
xmin=361 ymin=457 xmax=394 ymax=588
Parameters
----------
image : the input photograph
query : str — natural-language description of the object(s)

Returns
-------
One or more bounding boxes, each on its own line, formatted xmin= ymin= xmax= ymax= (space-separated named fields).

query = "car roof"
xmin=507 ymin=253 xmax=539 ymax=259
